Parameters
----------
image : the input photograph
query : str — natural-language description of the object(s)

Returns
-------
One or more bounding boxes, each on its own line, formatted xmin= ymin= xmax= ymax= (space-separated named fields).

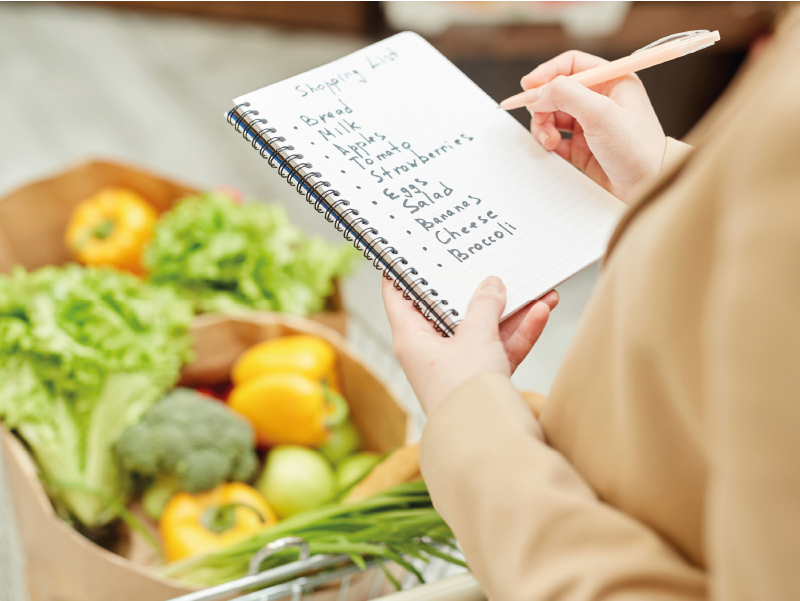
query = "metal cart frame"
xmin=167 ymin=537 xmax=484 ymax=601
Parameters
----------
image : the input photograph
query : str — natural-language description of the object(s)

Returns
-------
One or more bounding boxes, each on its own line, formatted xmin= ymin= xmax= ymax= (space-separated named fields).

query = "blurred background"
xmin=0 ymin=1 xmax=782 ymax=405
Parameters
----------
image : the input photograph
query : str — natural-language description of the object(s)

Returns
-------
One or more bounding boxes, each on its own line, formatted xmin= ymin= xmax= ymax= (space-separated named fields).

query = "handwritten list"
xmin=235 ymin=32 xmax=626 ymax=326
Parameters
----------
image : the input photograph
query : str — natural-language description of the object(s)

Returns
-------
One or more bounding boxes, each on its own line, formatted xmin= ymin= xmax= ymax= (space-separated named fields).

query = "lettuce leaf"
xmin=0 ymin=265 xmax=193 ymax=527
xmin=143 ymin=192 xmax=356 ymax=316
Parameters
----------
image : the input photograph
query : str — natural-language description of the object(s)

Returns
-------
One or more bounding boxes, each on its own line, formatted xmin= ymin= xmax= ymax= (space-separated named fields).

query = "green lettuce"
xmin=0 ymin=265 xmax=193 ymax=528
xmin=143 ymin=192 xmax=356 ymax=316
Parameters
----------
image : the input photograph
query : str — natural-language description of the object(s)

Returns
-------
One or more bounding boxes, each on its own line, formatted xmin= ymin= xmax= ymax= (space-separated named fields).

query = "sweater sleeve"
xmin=420 ymin=373 xmax=706 ymax=600
xmin=702 ymin=70 xmax=800 ymax=600
xmin=661 ymin=137 xmax=693 ymax=174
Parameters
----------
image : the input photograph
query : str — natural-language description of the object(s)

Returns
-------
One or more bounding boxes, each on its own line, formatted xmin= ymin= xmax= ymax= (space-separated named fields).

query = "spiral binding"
xmin=226 ymin=104 xmax=458 ymax=336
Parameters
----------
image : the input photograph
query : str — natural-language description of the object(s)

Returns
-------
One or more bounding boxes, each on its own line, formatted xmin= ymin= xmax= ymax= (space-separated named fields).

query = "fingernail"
xmin=533 ymin=112 xmax=548 ymax=124
xmin=524 ymin=83 xmax=547 ymax=104
xmin=480 ymin=276 xmax=505 ymax=292
xmin=538 ymin=131 xmax=549 ymax=147
xmin=524 ymin=89 xmax=539 ymax=104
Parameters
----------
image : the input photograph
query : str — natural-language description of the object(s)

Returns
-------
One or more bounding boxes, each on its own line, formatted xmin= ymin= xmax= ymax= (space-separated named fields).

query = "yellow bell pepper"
xmin=161 ymin=482 xmax=277 ymax=562
xmin=65 ymin=188 xmax=157 ymax=274
xmin=232 ymin=335 xmax=339 ymax=391
xmin=228 ymin=373 xmax=348 ymax=448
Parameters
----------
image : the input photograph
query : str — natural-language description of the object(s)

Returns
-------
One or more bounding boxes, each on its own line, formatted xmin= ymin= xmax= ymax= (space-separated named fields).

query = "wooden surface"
xmin=92 ymin=1 xmax=385 ymax=35
xmin=433 ymin=1 xmax=781 ymax=59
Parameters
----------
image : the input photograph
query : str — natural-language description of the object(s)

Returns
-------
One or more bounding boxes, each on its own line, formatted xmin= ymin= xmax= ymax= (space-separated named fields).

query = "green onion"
xmin=159 ymin=482 xmax=465 ymax=586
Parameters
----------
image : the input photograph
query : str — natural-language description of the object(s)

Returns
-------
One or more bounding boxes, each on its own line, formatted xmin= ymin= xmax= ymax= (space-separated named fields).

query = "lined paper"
xmin=234 ymin=32 xmax=626 ymax=326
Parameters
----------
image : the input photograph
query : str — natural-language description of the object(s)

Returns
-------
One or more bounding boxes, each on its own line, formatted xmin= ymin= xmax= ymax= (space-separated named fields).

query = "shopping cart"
xmin=165 ymin=536 xmax=483 ymax=601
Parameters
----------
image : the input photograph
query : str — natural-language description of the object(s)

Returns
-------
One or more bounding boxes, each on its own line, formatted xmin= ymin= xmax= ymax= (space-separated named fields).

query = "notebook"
xmin=226 ymin=32 xmax=626 ymax=336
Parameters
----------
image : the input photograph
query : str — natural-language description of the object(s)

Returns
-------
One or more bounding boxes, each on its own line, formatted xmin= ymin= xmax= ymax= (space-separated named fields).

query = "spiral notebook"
xmin=226 ymin=32 xmax=626 ymax=336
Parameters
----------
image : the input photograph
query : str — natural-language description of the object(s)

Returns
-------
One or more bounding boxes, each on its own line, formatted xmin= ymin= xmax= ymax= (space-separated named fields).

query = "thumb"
xmin=457 ymin=276 xmax=507 ymax=340
xmin=530 ymin=75 xmax=620 ymax=135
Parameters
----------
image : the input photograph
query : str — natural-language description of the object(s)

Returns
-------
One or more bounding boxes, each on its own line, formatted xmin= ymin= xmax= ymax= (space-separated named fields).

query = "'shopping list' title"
xmin=294 ymin=47 xmax=399 ymax=98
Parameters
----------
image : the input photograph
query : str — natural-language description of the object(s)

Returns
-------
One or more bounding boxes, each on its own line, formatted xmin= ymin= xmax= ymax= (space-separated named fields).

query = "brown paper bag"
xmin=3 ymin=313 xmax=409 ymax=601
xmin=0 ymin=159 xmax=347 ymax=335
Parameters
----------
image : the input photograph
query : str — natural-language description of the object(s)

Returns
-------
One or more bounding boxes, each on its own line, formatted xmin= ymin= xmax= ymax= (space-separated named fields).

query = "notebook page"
xmin=234 ymin=32 xmax=626 ymax=326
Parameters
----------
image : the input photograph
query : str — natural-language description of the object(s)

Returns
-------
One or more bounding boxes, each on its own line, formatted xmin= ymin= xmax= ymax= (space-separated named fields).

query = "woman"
xmin=383 ymin=8 xmax=800 ymax=600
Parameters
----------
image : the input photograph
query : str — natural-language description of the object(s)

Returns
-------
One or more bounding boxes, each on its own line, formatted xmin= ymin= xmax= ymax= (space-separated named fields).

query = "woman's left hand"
xmin=383 ymin=276 xmax=558 ymax=415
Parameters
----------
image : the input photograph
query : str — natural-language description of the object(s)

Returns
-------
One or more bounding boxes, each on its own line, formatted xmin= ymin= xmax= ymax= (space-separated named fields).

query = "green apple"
xmin=257 ymin=445 xmax=336 ymax=518
xmin=336 ymin=452 xmax=381 ymax=492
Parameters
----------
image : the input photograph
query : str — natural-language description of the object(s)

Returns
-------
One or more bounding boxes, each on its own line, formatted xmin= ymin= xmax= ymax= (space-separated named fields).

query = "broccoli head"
xmin=115 ymin=388 xmax=258 ymax=519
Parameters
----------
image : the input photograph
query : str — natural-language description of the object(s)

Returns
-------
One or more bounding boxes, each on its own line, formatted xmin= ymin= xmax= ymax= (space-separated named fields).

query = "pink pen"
xmin=499 ymin=30 xmax=721 ymax=111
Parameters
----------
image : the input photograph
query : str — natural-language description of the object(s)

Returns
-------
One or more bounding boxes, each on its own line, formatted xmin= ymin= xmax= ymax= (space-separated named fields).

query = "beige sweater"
xmin=420 ymin=8 xmax=800 ymax=600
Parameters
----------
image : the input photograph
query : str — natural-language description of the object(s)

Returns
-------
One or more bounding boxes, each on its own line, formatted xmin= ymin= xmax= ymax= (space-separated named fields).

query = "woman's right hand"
xmin=521 ymin=50 xmax=667 ymax=204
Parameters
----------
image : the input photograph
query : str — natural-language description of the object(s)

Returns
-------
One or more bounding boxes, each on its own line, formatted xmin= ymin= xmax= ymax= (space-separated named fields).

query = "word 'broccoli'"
xmin=116 ymin=388 xmax=258 ymax=519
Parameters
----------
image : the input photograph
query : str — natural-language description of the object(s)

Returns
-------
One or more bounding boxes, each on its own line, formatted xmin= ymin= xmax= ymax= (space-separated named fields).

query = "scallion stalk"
xmin=159 ymin=482 xmax=465 ymax=587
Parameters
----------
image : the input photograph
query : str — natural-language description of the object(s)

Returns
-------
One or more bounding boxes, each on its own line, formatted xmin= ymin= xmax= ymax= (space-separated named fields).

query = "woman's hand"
xmin=383 ymin=276 xmax=558 ymax=415
xmin=521 ymin=50 xmax=666 ymax=203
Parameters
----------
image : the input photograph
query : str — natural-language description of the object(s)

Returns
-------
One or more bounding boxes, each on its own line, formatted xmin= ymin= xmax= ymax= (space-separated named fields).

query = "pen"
xmin=499 ymin=30 xmax=721 ymax=111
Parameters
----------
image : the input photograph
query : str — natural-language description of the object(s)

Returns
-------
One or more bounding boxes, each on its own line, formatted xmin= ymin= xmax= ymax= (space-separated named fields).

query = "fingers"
xmin=457 ymin=276 xmax=507 ymax=340
xmin=533 ymin=111 xmax=549 ymax=125
xmin=529 ymin=112 xmax=561 ymax=151
xmin=553 ymin=111 xmax=577 ymax=132
xmin=499 ymin=290 xmax=559 ymax=344
xmin=538 ymin=289 xmax=560 ymax=311
xmin=530 ymin=117 xmax=579 ymax=165
xmin=499 ymin=300 xmax=534 ymax=343
xmin=530 ymin=110 xmax=576 ymax=153
xmin=531 ymin=76 xmax=619 ymax=136
xmin=504 ymin=301 xmax=551 ymax=373
xmin=385 ymin=276 xmax=560 ymax=369
xmin=382 ymin=277 xmax=432 ymax=341
xmin=521 ymin=50 xmax=609 ymax=90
